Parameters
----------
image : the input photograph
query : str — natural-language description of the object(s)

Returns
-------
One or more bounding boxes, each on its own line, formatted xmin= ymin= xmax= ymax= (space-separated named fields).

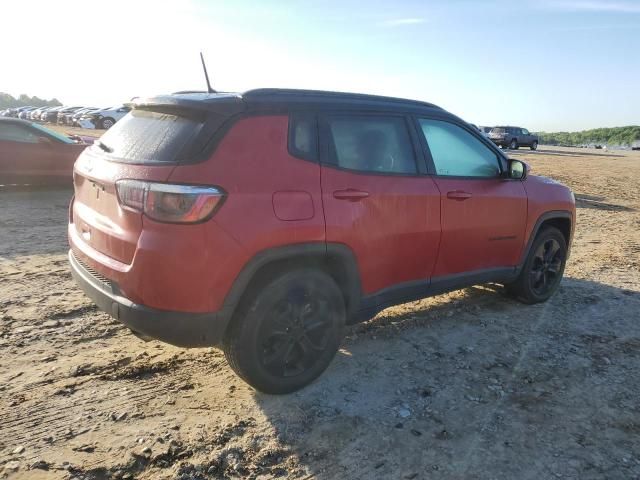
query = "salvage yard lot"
xmin=1 ymin=146 xmax=639 ymax=479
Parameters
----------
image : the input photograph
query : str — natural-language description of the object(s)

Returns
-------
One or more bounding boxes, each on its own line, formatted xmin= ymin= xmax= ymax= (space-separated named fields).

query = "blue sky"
xmin=2 ymin=0 xmax=639 ymax=131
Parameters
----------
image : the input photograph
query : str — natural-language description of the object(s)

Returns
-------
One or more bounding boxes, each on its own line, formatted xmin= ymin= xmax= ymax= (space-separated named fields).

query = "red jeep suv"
xmin=69 ymin=89 xmax=575 ymax=393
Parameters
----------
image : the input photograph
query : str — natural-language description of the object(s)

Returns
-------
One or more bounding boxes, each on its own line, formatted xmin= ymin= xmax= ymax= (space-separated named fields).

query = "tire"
xmin=510 ymin=139 xmax=518 ymax=150
xmin=223 ymin=269 xmax=346 ymax=394
xmin=100 ymin=117 xmax=115 ymax=129
xmin=505 ymin=227 xmax=567 ymax=304
xmin=530 ymin=141 xmax=538 ymax=151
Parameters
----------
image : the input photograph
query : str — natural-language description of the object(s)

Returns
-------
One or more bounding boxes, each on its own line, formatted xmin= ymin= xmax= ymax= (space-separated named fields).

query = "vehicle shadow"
xmin=0 ymin=185 xmax=73 ymax=258
xmin=575 ymin=194 xmax=636 ymax=212
xmin=249 ymin=278 xmax=640 ymax=478
xmin=511 ymin=148 xmax=625 ymax=158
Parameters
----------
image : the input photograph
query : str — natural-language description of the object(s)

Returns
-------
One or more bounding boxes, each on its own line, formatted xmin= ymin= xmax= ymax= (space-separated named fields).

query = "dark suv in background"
xmin=490 ymin=126 xmax=539 ymax=150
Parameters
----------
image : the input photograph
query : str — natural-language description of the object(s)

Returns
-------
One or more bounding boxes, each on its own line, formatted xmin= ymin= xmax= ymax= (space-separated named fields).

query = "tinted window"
xmin=419 ymin=119 xmax=500 ymax=177
xmin=0 ymin=124 xmax=39 ymax=144
xmin=326 ymin=116 xmax=416 ymax=174
xmin=94 ymin=109 xmax=204 ymax=164
xmin=289 ymin=114 xmax=317 ymax=161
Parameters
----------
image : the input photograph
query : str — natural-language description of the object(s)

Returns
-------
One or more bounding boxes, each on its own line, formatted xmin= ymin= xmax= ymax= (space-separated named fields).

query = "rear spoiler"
xmin=126 ymin=93 xmax=246 ymax=118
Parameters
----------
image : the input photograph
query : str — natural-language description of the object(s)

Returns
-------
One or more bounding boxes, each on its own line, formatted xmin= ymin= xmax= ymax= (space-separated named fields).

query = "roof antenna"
xmin=200 ymin=52 xmax=216 ymax=94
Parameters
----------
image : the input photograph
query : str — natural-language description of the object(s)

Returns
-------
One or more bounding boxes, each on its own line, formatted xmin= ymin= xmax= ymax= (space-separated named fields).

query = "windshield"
xmin=30 ymin=122 xmax=75 ymax=144
xmin=94 ymin=109 xmax=204 ymax=164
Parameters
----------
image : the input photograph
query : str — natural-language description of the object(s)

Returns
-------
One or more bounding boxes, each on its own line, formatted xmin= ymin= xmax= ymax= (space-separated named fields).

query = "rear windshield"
xmin=94 ymin=109 xmax=204 ymax=164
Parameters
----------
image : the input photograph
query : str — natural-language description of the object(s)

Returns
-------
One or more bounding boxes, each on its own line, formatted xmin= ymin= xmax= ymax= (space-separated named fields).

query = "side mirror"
xmin=37 ymin=136 xmax=53 ymax=145
xmin=508 ymin=159 xmax=528 ymax=180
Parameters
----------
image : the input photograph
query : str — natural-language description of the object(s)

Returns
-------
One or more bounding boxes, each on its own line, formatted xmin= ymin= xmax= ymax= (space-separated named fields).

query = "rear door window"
xmin=289 ymin=113 xmax=318 ymax=161
xmin=324 ymin=115 xmax=417 ymax=174
xmin=95 ymin=109 xmax=204 ymax=164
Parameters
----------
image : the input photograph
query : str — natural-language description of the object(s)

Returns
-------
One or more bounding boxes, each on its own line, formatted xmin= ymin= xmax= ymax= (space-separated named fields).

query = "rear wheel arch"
xmin=221 ymin=243 xmax=362 ymax=334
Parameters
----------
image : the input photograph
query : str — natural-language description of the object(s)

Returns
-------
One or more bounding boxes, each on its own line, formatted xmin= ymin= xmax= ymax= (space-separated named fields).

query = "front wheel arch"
xmin=518 ymin=212 xmax=573 ymax=272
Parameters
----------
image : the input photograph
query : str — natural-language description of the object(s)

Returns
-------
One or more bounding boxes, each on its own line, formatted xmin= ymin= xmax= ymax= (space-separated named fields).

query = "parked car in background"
xmin=68 ymin=107 xmax=99 ymax=126
xmin=479 ymin=126 xmax=493 ymax=138
xmin=77 ymin=105 xmax=131 ymax=129
xmin=69 ymin=88 xmax=575 ymax=393
xmin=489 ymin=126 xmax=539 ymax=150
xmin=0 ymin=118 xmax=87 ymax=186
xmin=17 ymin=107 xmax=38 ymax=120
xmin=41 ymin=106 xmax=64 ymax=123
xmin=55 ymin=106 xmax=84 ymax=125
xmin=29 ymin=106 xmax=51 ymax=121
xmin=6 ymin=106 xmax=34 ymax=118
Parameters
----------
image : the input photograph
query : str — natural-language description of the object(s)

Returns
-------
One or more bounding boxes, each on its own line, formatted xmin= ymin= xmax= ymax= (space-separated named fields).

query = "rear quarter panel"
xmin=166 ymin=115 xmax=325 ymax=310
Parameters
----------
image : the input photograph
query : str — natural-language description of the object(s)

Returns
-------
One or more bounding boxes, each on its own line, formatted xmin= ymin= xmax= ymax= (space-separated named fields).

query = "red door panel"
xmin=432 ymin=177 xmax=527 ymax=276
xmin=321 ymin=167 xmax=441 ymax=295
xmin=49 ymin=143 xmax=85 ymax=180
xmin=0 ymin=140 xmax=52 ymax=184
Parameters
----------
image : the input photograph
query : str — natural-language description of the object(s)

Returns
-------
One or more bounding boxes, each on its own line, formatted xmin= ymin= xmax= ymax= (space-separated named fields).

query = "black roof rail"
xmin=242 ymin=88 xmax=441 ymax=109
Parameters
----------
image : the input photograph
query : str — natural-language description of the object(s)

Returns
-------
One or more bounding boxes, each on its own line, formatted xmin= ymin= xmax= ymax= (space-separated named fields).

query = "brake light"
xmin=115 ymin=180 xmax=225 ymax=223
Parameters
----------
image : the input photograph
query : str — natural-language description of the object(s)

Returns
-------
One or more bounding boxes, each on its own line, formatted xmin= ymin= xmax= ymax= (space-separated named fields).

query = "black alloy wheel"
xmin=529 ymin=238 xmax=564 ymax=296
xmin=504 ymin=226 xmax=568 ymax=304
xmin=223 ymin=269 xmax=345 ymax=394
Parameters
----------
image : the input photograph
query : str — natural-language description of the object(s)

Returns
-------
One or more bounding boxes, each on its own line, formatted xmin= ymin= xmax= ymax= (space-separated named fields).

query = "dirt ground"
xmin=1 ymin=145 xmax=639 ymax=480
xmin=48 ymin=125 xmax=102 ymax=140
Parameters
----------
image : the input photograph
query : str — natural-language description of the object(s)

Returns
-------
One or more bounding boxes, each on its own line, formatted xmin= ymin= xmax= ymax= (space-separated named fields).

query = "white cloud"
xmin=380 ymin=18 xmax=426 ymax=27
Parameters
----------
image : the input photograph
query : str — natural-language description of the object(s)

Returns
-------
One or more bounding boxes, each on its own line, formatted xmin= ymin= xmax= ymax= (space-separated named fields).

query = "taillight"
xmin=115 ymin=180 xmax=225 ymax=224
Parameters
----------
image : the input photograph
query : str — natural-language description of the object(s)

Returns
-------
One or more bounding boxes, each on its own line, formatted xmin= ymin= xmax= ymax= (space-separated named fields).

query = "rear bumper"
xmin=69 ymin=250 xmax=226 ymax=347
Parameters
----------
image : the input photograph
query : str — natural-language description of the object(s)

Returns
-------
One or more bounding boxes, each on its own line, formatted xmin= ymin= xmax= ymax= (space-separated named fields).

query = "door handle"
xmin=333 ymin=189 xmax=370 ymax=201
xmin=446 ymin=190 xmax=472 ymax=201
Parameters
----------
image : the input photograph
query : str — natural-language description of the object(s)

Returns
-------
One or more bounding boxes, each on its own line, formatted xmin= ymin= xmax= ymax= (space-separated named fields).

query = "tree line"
xmin=0 ymin=92 xmax=62 ymax=109
xmin=535 ymin=126 xmax=640 ymax=147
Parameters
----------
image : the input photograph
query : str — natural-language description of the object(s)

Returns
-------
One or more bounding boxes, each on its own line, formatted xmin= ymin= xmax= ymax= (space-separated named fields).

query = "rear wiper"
xmin=97 ymin=141 xmax=113 ymax=153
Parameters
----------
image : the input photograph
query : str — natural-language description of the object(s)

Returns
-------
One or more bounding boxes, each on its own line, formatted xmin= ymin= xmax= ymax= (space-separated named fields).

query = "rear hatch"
xmin=72 ymin=98 xmax=242 ymax=265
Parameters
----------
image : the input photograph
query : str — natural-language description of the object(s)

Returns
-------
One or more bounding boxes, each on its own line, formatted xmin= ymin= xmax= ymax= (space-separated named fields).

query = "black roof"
xmin=242 ymin=88 xmax=441 ymax=109
xmin=133 ymin=88 xmax=444 ymax=115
